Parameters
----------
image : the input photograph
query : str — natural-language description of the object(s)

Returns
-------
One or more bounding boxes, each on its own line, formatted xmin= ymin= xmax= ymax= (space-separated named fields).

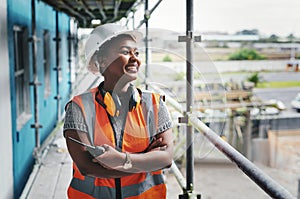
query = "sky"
xmin=131 ymin=0 xmax=300 ymax=37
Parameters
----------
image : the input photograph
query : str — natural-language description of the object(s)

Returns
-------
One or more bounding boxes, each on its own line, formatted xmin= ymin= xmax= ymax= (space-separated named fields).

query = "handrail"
xmin=149 ymin=84 xmax=295 ymax=199
xmin=170 ymin=160 xmax=187 ymax=191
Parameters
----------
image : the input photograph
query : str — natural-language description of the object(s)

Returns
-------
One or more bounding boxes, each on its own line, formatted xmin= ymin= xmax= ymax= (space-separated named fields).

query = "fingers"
xmin=152 ymin=138 xmax=163 ymax=148
xmin=144 ymin=137 xmax=165 ymax=152
xmin=150 ymin=145 xmax=167 ymax=151
xmin=160 ymin=145 xmax=167 ymax=151
xmin=102 ymin=144 xmax=110 ymax=151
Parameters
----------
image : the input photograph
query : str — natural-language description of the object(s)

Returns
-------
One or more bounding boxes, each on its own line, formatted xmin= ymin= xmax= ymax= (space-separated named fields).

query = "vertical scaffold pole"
xmin=186 ymin=0 xmax=194 ymax=193
xmin=179 ymin=0 xmax=201 ymax=198
xmin=144 ymin=0 xmax=149 ymax=90
xmin=54 ymin=11 xmax=61 ymax=122
xmin=30 ymin=0 xmax=43 ymax=161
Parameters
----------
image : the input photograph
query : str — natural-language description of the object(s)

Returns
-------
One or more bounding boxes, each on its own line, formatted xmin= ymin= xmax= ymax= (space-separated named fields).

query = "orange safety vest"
xmin=67 ymin=87 xmax=167 ymax=199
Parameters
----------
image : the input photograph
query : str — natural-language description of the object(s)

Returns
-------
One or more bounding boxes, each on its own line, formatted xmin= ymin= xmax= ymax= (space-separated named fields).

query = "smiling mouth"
xmin=125 ymin=65 xmax=138 ymax=73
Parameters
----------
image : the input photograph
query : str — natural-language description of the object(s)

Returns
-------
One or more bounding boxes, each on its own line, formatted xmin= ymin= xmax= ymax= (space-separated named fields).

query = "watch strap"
xmin=123 ymin=152 xmax=132 ymax=170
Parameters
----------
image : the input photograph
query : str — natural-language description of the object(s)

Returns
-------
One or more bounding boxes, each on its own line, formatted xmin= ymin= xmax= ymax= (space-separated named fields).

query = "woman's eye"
xmin=134 ymin=51 xmax=139 ymax=57
xmin=121 ymin=50 xmax=129 ymax=55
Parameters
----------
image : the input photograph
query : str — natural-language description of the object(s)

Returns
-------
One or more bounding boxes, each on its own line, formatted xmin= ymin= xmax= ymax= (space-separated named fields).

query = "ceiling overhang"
xmin=41 ymin=0 xmax=142 ymax=28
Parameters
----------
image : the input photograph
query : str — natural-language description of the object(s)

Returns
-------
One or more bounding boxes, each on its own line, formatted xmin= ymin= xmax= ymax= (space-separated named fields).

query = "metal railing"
xmin=149 ymin=84 xmax=296 ymax=199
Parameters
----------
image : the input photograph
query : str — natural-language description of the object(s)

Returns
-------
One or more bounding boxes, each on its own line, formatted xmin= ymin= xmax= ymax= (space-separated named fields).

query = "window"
xmin=43 ymin=30 xmax=51 ymax=98
xmin=13 ymin=25 xmax=31 ymax=129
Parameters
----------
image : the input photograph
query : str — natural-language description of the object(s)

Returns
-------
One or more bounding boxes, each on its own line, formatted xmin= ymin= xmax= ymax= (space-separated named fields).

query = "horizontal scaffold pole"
xmin=188 ymin=114 xmax=295 ymax=199
xmin=148 ymin=84 xmax=295 ymax=199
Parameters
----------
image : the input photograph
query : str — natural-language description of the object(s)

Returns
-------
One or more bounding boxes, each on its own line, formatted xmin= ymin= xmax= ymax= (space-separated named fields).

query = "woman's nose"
xmin=129 ymin=52 xmax=138 ymax=61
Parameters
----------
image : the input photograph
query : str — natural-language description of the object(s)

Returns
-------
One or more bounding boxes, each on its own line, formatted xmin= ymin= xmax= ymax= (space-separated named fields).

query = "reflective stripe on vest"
xmin=69 ymin=87 xmax=166 ymax=199
xmin=70 ymin=172 xmax=164 ymax=198
xmin=81 ymin=92 xmax=96 ymax=145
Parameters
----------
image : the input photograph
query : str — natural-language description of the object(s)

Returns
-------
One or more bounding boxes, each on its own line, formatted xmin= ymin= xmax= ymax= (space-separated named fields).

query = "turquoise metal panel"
xmin=7 ymin=0 xmax=71 ymax=197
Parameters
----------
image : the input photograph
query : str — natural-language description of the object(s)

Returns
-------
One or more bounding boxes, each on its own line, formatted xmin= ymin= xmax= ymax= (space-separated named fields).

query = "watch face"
xmin=123 ymin=162 xmax=132 ymax=170
xmin=123 ymin=152 xmax=132 ymax=170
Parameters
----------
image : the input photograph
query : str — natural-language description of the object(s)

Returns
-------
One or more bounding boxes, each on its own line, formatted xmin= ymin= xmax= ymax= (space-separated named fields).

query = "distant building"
xmin=202 ymin=34 xmax=260 ymax=42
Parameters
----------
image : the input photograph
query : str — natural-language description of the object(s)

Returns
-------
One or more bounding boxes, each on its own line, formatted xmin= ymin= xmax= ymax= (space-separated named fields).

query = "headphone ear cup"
xmin=128 ymin=85 xmax=140 ymax=111
xmin=103 ymin=92 xmax=121 ymax=116
xmin=111 ymin=92 xmax=121 ymax=115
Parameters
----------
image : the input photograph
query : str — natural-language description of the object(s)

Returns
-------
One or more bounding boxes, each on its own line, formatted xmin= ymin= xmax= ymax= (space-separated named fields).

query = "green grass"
xmin=256 ymin=81 xmax=300 ymax=88
xmin=228 ymin=49 xmax=266 ymax=60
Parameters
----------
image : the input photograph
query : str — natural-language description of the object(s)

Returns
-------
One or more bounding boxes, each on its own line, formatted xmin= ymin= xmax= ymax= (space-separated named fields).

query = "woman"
xmin=64 ymin=23 xmax=174 ymax=199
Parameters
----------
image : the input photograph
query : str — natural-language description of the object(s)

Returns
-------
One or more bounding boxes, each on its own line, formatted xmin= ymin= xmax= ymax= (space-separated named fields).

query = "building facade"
xmin=1 ymin=0 xmax=76 ymax=198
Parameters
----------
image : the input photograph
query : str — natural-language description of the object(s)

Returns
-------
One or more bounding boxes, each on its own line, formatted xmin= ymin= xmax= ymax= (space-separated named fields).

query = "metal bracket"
xmin=29 ymin=81 xmax=42 ymax=86
xmin=144 ymin=10 xmax=151 ymax=20
xmin=53 ymin=67 xmax=62 ymax=71
xmin=28 ymin=35 xmax=40 ymax=43
xmin=178 ymin=116 xmax=189 ymax=124
xmin=178 ymin=31 xmax=201 ymax=43
xmin=54 ymin=95 xmax=61 ymax=100
xmin=179 ymin=193 xmax=201 ymax=199
xmin=30 ymin=123 xmax=43 ymax=129
xmin=53 ymin=37 xmax=61 ymax=42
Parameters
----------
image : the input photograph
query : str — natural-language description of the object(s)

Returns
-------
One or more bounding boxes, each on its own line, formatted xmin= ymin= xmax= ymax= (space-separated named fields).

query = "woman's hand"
xmin=92 ymin=144 xmax=125 ymax=170
xmin=144 ymin=137 xmax=167 ymax=152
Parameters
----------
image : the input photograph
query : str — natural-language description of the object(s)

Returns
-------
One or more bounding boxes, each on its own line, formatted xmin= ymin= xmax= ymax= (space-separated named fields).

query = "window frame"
xmin=13 ymin=25 xmax=31 ymax=130
xmin=43 ymin=29 xmax=51 ymax=98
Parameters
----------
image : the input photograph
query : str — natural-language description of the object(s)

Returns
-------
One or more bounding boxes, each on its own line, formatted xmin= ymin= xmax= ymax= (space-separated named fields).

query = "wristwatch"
xmin=123 ymin=152 xmax=132 ymax=170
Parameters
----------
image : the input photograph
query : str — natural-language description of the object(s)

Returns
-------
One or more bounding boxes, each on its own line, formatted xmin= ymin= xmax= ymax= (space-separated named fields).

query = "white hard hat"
xmin=85 ymin=23 xmax=143 ymax=74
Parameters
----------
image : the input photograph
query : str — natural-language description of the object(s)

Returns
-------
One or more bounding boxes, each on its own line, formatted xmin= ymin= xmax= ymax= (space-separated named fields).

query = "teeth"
xmin=126 ymin=66 xmax=137 ymax=71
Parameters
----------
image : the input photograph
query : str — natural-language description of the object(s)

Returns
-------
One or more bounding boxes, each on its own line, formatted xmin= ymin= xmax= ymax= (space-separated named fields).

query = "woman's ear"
xmin=98 ymin=57 xmax=107 ymax=74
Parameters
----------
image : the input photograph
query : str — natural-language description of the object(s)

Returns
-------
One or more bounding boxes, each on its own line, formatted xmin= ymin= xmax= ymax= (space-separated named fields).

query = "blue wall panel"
xmin=59 ymin=13 xmax=72 ymax=113
xmin=35 ymin=1 xmax=58 ymax=143
xmin=7 ymin=0 xmax=35 ymax=198
xmin=7 ymin=0 xmax=71 ymax=197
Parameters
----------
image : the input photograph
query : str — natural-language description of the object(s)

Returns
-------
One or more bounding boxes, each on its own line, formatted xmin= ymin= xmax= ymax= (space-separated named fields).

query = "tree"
xmin=268 ymin=34 xmax=279 ymax=42
xmin=247 ymin=72 xmax=262 ymax=86
xmin=287 ymin=33 xmax=295 ymax=42
xmin=236 ymin=29 xmax=259 ymax=35
xmin=228 ymin=49 xmax=266 ymax=60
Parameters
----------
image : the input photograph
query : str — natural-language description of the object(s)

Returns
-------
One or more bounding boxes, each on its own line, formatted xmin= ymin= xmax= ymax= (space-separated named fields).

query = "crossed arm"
xmin=64 ymin=128 xmax=173 ymax=178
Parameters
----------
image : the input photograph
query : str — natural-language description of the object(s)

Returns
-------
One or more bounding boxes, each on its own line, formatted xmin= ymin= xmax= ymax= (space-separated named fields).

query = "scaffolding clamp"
xmin=52 ymin=37 xmax=61 ymax=42
xmin=54 ymin=95 xmax=61 ymax=100
xmin=53 ymin=66 xmax=62 ymax=71
xmin=29 ymin=81 xmax=42 ymax=86
xmin=178 ymin=115 xmax=188 ymax=124
xmin=28 ymin=35 xmax=40 ymax=43
xmin=144 ymin=10 xmax=150 ymax=20
xmin=178 ymin=110 xmax=194 ymax=126
xmin=30 ymin=123 xmax=43 ymax=129
xmin=179 ymin=183 xmax=201 ymax=199
xmin=178 ymin=31 xmax=201 ymax=43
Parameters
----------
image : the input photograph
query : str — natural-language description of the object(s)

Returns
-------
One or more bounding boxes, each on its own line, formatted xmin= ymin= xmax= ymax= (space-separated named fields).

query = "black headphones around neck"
xmin=96 ymin=82 xmax=141 ymax=117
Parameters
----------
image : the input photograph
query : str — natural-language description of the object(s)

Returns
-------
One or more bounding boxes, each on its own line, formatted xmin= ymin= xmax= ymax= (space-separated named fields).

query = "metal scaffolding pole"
xmin=144 ymin=0 xmax=149 ymax=90
xmin=136 ymin=0 xmax=163 ymax=90
xmin=149 ymin=84 xmax=295 ymax=199
xmin=188 ymin=114 xmax=295 ymax=199
xmin=185 ymin=0 xmax=194 ymax=193
xmin=178 ymin=0 xmax=200 ymax=198
xmin=30 ymin=0 xmax=42 ymax=161
xmin=54 ymin=11 xmax=61 ymax=122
